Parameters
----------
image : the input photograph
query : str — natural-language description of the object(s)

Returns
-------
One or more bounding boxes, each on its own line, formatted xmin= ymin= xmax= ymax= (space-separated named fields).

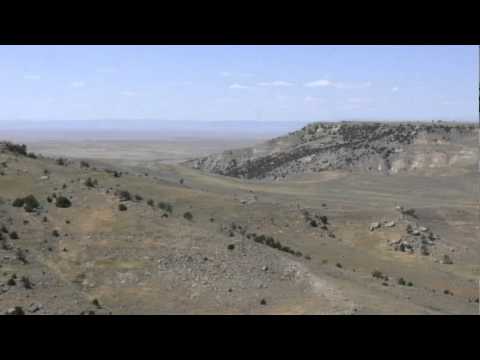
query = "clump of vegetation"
xmin=105 ymin=169 xmax=122 ymax=178
xmin=134 ymin=194 xmax=143 ymax=201
xmin=147 ymin=199 xmax=155 ymax=207
xmin=21 ymin=276 xmax=33 ymax=289
xmin=250 ymin=232 xmax=302 ymax=257
xmin=336 ymin=262 xmax=343 ymax=269
xmin=118 ymin=204 xmax=128 ymax=211
xmin=55 ymin=196 xmax=72 ymax=208
xmin=442 ymin=254 xmax=453 ymax=265
xmin=9 ymin=231 xmax=19 ymax=240
xmin=183 ymin=212 xmax=193 ymax=221
xmin=158 ymin=202 xmax=173 ymax=213
xmin=7 ymin=306 xmax=25 ymax=315
xmin=420 ymin=244 xmax=430 ymax=256
xmin=16 ymin=248 xmax=28 ymax=264
xmin=371 ymin=270 xmax=384 ymax=279
xmin=227 ymin=244 xmax=235 ymax=250
xmin=1 ymin=225 xmax=8 ymax=233
xmin=397 ymin=277 xmax=406 ymax=286
xmin=12 ymin=198 xmax=25 ymax=207
xmin=80 ymin=160 xmax=90 ymax=168
xmin=116 ymin=190 xmax=131 ymax=202
xmin=56 ymin=158 xmax=66 ymax=166
xmin=23 ymin=195 xmax=40 ymax=212
xmin=52 ymin=230 xmax=60 ymax=237
xmin=84 ymin=177 xmax=98 ymax=188
xmin=260 ymin=299 xmax=267 ymax=306
xmin=4 ymin=142 xmax=27 ymax=156
xmin=27 ymin=152 xmax=37 ymax=159
xmin=12 ymin=195 xmax=40 ymax=212
xmin=302 ymin=209 xmax=329 ymax=229
xmin=7 ymin=276 xmax=16 ymax=286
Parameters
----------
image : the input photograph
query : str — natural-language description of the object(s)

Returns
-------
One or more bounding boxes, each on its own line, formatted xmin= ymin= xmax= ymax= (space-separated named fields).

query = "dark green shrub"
xmin=4 ymin=142 xmax=27 ymax=156
xmin=92 ymin=298 xmax=101 ymax=308
xmin=372 ymin=270 xmax=384 ymax=279
xmin=52 ymin=230 xmax=60 ymax=237
xmin=118 ymin=204 xmax=128 ymax=211
xmin=56 ymin=196 xmax=72 ymax=208
xmin=12 ymin=198 xmax=25 ymax=207
xmin=227 ymin=244 xmax=235 ymax=250
xmin=420 ymin=244 xmax=430 ymax=256
xmin=147 ymin=199 xmax=155 ymax=207
xmin=9 ymin=231 xmax=19 ymax=240
xmin=16 ymin=248 xmax=27 ymax=264
xmin=23 ymin=195 xmax=40 ymax=212
xmin=158 ymin=202 xmax=173 ymax=213
xmin=397 ymin=277 xmax=406 ymax=286
xmin=84 ymin=177 xmax=97 ymax=188
xmin=183 ymin=212 xmax=193 ymax=221
xmin=21 ymin=276 xmax=33 ymax=289
xmin=442 ymin=254 xmax=453 ymax=265
xmin=117 ymin=190 xmax=131 ymax=201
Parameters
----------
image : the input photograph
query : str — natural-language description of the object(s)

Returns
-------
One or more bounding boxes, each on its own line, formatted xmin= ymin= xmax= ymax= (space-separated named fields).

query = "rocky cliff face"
xmin=185 ymin=122 xmax=478 ymax=180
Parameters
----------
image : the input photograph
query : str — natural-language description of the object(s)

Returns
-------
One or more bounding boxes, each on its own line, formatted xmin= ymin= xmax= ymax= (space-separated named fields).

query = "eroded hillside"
xmin=186 ymin=122 xmax=478 ymax=180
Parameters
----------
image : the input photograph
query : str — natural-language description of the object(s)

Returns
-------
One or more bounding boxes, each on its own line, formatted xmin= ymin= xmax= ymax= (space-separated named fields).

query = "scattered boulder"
xmin=5 ymin=306 xmax=25 ymax=315
xmin=384 ymin=221 xmax=396 ymax=228
xmin=369 ymin=222 xmax=381 ymax=231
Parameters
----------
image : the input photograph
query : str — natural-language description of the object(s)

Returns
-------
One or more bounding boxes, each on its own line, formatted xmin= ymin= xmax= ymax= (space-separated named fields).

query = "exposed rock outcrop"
xmin=186 ymin=122 xmax=478 ymax=180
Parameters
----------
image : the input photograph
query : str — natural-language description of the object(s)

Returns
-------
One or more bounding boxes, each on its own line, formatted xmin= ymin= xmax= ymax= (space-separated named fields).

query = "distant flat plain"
xmin=4 ymin=130 xmax=264 ymax=166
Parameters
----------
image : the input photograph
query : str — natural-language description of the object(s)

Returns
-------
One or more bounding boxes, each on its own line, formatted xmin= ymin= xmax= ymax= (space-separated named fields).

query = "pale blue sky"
xmin=0 ymin=45 xmax=477 ymax=123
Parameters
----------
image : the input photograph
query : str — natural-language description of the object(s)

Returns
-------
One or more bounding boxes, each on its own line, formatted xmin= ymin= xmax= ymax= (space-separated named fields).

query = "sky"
xmin=0 ymin=45 xmax=477 ymax=123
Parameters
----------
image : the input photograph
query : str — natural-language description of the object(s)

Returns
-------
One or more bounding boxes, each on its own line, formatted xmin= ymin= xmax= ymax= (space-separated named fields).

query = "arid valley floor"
xmin=0 ymin=121 xmax=479 ymax=315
